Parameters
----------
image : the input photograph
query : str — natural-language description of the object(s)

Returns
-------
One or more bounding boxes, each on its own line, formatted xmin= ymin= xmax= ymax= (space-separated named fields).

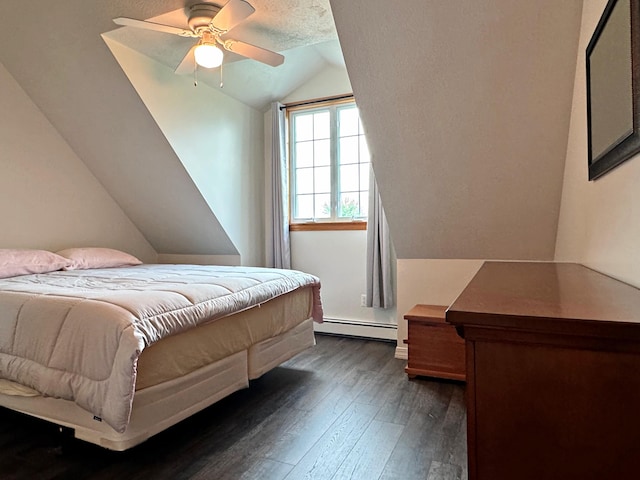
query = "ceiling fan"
xmin=113 ymin=0 xmax=284 ymax=75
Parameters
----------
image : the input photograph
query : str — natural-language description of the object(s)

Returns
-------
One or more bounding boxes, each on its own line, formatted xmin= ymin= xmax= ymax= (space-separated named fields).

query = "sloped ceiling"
xmin=0 ymin=0 xmax=237 ymax=256
xmin=0 ymin=0 xmax=584 ymax=262
xmin=331 ymin=0 xmax=583 ymax=260
xmin=0 ymin=0 xmax=343 ymax=257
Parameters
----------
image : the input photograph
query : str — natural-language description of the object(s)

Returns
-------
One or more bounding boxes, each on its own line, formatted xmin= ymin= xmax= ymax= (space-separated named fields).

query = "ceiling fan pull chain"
xmin=220 ymin=63 xmax=224 ymax=89
xmin=194 ymin=63 xmax=198 ymax=87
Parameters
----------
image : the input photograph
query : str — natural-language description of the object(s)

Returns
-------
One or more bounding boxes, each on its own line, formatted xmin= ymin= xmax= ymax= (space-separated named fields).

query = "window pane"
xmin=289 ymin=100 xmax=370 ymax=223
xmin=295 ymin=141 xmax=313 ymax=168
xmin=295 ymin=194 xmax=313 ymax=219
xmin=360 ymin=163 xmax=370 ymax=190
xmin=295 ymin=114 xmax=314 ymax=142
xmin=359 ymin=137 xmax=370 ymax=163
xmin=314 ymin=139 xmax=330 ymax=166
xmin=314 ymin=166 xmax=331 ymax=193
xmin=339 ymin=137 xmax=359 ymax=165
xmin=296 ymin=168 xmax=314 ymax=194
xmin=315 ymin=194 xmax=331 ymax=218
xmin=340 ymin=164 xmax=359 ymax=192
xmin=360 ymin=193 xmax=369 ymax=217
xmin=339 ymin=193 xmax=360 ymax=218
xmin=313 ymin=111 xmax=330 ymax=139
xmin=339 ymin=107 xmax=360 ymax=137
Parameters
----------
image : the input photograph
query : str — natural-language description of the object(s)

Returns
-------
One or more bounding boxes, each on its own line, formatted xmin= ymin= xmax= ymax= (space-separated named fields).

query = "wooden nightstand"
xmin=404 ymin=304 xmax=465 ymax=381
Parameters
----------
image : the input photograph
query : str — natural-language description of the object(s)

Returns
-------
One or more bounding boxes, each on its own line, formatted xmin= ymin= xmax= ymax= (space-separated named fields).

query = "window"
xmin=288 ymin=99 xmax=370 ymax=227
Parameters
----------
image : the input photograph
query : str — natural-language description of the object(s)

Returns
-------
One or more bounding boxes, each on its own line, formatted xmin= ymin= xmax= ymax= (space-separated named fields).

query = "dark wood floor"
xmin=0 ymin=334 xmax=467 ymax=480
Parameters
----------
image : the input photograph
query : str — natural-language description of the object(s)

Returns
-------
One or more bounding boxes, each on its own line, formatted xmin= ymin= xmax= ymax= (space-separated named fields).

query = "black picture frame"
xmin=586 ymin=0 xmax=640 ymax=180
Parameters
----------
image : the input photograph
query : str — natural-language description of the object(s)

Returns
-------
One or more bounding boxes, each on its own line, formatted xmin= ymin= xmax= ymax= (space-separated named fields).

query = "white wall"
xmin=291 ymin=230 xmax=396 ymax=324
xmin=105 ymin=39 xmax=265 ymax=267
xmin=0 ymin=62 xmax=156 ymax=262
xmin=265 ymin=65 xmax=354 ymax=265
xmin=282 ymin=65 xmax=352 ymax=104
xmin=264 ymin=65 xmax=398 ymax=332
xmin=264 ymin=66 xmax=396 ymax=330
xmin=555 ymin=0 xmax=640 ymax=287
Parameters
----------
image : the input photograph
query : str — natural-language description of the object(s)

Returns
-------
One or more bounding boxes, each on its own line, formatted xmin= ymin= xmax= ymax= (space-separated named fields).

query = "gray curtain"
xmin=366 ymin=166 xmax=393 ymax=308
xmin=270 ymin=102 xmax=291 ymax=269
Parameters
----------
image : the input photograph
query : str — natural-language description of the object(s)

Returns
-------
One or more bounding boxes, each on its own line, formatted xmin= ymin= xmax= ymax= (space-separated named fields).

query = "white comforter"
xmin=0 ymin=264 xmax=322 ymax=432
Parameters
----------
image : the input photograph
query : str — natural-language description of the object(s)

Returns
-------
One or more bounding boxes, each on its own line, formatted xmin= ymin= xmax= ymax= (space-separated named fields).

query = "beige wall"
xmin=395 ymin=259 xmax=483 ymax=357
xmin=555 ymin=0 xmax=640 ymax=287
xmin=0 ymin=62 xmax=156 ymax=262
xmin=265 ymin=65 xmax=399 ymax=330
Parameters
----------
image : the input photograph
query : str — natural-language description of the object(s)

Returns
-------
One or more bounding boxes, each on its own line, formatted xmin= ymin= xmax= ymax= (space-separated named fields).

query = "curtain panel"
xmin=270 ymin=102 xmax=291 ymax=269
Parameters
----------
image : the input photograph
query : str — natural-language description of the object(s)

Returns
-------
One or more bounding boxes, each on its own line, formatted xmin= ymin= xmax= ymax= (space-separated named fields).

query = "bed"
xmin=0 ymin=249 xmax=322 ymax=451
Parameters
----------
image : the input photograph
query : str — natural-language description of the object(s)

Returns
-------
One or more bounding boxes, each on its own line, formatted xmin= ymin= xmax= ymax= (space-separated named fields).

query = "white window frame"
xmin=287 ymin=98 xmax=369 ymax=227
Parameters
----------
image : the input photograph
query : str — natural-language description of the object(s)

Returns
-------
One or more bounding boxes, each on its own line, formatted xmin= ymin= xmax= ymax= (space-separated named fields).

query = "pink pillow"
xmin=0 ymin=249 xmax=70 ymax=279
xmin=57 ymin=248 xmax=142 ymax=270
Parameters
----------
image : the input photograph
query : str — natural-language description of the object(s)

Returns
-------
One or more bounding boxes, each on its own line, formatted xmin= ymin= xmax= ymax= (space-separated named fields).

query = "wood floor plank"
xmin=262 ymin=386 xmax=358 ymax=465
xmin=426 ymin=460 xmax=464 ymax=480
xmin=374 ymin=374 xmax=436 ymax=425
xmin=432 ymin=386 xmax=467 ymax=470
xmin=378 ymin=353 xmax=408 ymax=376
xmin=353 ymin=370 xmax=406 ymax=407
xmin=186 ymin=405 xmax=308 ymax=480
xmin=330 ymin=420 xmax=404 ymax=480
xmin=0 ymin=335 xmax=467 ymax=480
xmin=283 ymin=402 xmax=381 ymax=480
xmin=378 ymin=380 xmax=464 ymax=479
xmin=277 ymin=338 xmax=371 ymax=413
xmin=353 ymin=340 xmax=399 ymax=373
xmin=238 ymin=458 xmax=294 ymax=480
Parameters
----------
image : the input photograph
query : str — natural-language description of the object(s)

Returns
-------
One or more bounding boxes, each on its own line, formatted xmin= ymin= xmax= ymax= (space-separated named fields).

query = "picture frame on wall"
xmin=586 ymin=0 xmax=640 ymax=180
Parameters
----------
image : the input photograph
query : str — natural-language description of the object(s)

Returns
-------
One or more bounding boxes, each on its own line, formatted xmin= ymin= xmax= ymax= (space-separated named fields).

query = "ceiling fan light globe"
xmin=194 ymin=44 xmax=224 ymax=68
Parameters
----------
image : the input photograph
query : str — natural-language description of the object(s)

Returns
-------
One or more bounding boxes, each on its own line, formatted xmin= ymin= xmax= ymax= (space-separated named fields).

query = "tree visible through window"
xmin=288 ymin=99 xmax=370 ymax=223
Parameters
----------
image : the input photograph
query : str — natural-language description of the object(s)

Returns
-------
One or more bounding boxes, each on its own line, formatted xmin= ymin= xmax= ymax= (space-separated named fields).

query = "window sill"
xmin=289 ymin=222 xmax=367 ymax=231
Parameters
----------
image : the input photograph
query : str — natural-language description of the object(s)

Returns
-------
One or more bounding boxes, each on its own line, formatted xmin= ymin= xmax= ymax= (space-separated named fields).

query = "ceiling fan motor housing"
xmin=188 ymin=3 xmax=221 ymax=33
xmin=112 ymin=0 xmax=284 ymax=69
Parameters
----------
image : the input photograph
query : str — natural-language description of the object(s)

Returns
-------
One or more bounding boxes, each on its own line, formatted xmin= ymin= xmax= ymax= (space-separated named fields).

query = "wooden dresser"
xmin=447 ymin=262 xmax=640 ymax=480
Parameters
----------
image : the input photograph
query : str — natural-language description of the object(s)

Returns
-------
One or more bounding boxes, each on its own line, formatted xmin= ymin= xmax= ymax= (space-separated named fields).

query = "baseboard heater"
xmin=314 ymin=317 xmax=397 ymax=341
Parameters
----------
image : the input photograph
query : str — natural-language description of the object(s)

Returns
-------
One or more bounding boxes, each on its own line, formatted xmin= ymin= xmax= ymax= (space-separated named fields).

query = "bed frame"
xmin=0 ymin=318 xmax=315 ymax=451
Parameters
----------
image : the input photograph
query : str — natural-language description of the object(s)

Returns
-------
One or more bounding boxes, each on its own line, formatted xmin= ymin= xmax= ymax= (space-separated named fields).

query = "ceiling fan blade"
xmin=211 ymin=0 xmax=255 ymax=33
xmin=113 ymin=17 xmax=196 ymax=37
xmin=175 ymin=45 xmax=197 ymax=75
xmin=221 ymin=39 xmax=284 ymax=67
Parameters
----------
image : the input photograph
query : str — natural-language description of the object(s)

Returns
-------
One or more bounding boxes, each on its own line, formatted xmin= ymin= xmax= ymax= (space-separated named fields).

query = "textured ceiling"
xmin=104 ymin=0 xmax=345 ymax=108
